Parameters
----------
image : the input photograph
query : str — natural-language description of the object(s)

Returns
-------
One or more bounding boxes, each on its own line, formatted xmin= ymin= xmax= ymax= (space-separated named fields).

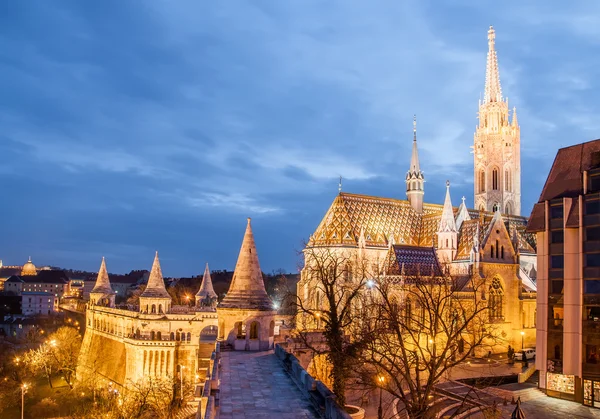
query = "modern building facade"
xmin=528 ymin=139 xmax=600 ymax=407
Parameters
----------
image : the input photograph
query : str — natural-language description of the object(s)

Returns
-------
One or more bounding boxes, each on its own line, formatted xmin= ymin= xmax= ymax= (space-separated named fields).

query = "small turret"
xmin=196 ymin=263 xmax=218 ymax=308
xmin=437 ymin=181 xmax=458 ymax=262
xmin=90 ymin=257 xmax=116 ymax=307
xmin=139 ymin=252 xmax=172 ymax=314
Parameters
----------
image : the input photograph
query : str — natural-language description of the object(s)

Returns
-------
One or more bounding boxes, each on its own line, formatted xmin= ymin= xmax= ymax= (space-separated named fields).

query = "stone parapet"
xmin=274 ymin=344 xmax=352 ymax=419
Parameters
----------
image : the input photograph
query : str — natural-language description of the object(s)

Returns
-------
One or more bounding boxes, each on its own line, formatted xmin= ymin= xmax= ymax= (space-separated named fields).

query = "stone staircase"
xmin=483 ymin=384 xmax=545 ymax=402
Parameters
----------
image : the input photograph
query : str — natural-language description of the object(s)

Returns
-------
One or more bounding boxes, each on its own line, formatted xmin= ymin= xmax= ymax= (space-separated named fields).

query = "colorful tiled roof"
xmin=388 ymin=245 xmax=444 ymax=277
xmin=310 ymin=193 xmax=536 ymax=258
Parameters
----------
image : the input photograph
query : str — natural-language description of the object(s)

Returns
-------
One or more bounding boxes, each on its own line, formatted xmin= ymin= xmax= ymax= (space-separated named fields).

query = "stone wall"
xmin=274 ymin=344 xmax=352 ymax=419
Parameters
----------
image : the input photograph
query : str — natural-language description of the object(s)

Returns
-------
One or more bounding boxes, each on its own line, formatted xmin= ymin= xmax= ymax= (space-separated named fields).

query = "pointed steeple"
xmin=484 ymin=26 xmax=502 ymax=104
xmin=196 ymin=263 xmax=217 ymax=301
xmin=439 ymin=181 xmax=457 ymax=233
xmin=410 ymin=115 xmax=420 ymax=173
xmin=455 ymin=196 xmax=472 ymax=230
xmin=406 ymin=115 xmax=425 ymax=213
xmin=512 ymin=106 xmax=518 ymax=127
xmin=140 ymin=252 xmax=171 ymax=299
xmin=91 ymin=257 xmax=114 ymax=295
xmin=219 ymin=218 xmax=272 ymax=310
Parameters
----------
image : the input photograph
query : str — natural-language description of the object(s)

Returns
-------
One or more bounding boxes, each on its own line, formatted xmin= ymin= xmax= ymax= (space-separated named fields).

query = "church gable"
xmin=481 ymin=213 xmax=516 ymax=263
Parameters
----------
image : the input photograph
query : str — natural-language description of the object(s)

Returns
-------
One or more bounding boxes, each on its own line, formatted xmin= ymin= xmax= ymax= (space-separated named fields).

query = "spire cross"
xmin=413 ymin=114 xmax=417 ymax=142
xmin=462 ymin=196 xmax=466 ymax=205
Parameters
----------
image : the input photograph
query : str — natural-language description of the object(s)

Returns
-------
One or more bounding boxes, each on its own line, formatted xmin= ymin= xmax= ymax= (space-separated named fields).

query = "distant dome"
xmin=21 ymin=257 xmax=37 ymax=276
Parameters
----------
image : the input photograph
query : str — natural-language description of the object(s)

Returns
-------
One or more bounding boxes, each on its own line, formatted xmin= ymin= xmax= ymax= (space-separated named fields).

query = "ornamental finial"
xmin=338 ymin=176 xmax=342 ymax=193
xmin=413 ymin=114 xmax=417 ymax=142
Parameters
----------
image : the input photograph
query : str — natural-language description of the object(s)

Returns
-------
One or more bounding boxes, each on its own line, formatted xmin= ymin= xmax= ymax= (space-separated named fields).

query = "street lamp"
xmin=377 ymin=375 xmax=385 ymax=419
xmin=21 ymin=383 xmax=28 ymax=419
xmin=520 ymin=331 xmax=525 ymax=350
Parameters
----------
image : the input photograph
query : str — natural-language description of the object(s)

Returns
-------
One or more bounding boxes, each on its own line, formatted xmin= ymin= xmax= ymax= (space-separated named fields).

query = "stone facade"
xmin=77 ymin=255 xmax=218 ymax=388
xmin=217 ymin=218 xmax=276 ymax=351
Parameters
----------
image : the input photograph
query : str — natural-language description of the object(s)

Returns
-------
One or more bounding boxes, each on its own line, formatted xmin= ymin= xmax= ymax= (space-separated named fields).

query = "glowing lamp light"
xmin=520 ymin=331 xmax=525 ymax=336
xmin=377 ymin=375 xmax=385 ymax=384
xmin=366 ymin=279 xmax=375 ymax=288
xmin=272 ymin=302 xmax=280 ymax=310
xmin=429 ymin=339 xmax=433 ymax=344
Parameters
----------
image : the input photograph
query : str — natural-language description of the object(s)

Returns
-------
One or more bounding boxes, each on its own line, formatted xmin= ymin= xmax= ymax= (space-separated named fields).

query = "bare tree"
xmin=356 ymin=271 xmax=499 ymax=419
xmin=294 ymin=245 xmax=375 ymax=407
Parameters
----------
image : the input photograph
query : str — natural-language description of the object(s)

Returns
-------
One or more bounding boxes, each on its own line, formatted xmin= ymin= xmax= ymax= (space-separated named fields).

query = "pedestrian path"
xmin=218 ymin=350 xmax=319 ymax=419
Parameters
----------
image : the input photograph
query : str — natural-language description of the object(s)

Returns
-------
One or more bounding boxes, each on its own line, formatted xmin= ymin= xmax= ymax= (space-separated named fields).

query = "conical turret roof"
xmin=140 ymin=252 xmax=171 ymax=299
xmin=91 ymin=257 xmax=115 ymax=295
xmin=196 ymin=263 xmax=217 ymax=299
xmin=219 ymin=218 xmax=272 ymax=310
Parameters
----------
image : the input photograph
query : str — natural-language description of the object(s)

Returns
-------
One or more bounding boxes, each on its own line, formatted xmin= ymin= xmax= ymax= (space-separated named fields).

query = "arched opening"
xmin=170 ymin=332 xmax=175 ymax=341
xmin=488 ymin=278 xmax=504 ymax=321
xmin=504 ymin=169 xmax=511 ymax=191
xmin=269 ymin=321 xmax=275 ymax=337
xmin=157 ymin=331 xmax=162 ymax=341
xmin=176 ymin=331 xmax=181 ymax=341
xmin=492 ymin=202 xmax=500 ymax=212
xmin=492 ymin=167 xmax=499 ymax=190
xmin=479 ymin=170 xmax=486 ymax=193
xmin=495 ymin=239 xmax=499 ymax=258
xmin=136 ymin=328 xmax=141 ymax=338
xmin=501 ymin=246 xmax=504 ymax=259
xmin=490 ymin=245 xmax=494 ymax=258
xmin=505 ymin=202 xmax=512 ymax=215
xmin=235 ymin=322 xmax=245 ymax=339
xmin=405 ymin=298 xmax=412 ymax=325
xmin=200 ymin=325 xmax=218 ymax=343
xmin=158 ymin=304 xmax=163 ymax=314
xmin=249 ymin=321 xmax=259 ymax=339
xmin=151 ymin=304 xmax=156 ymax=314
xmin=151 ymin=331 xmax=156 ymax=340
xmin=186 ymin=332 xmax=191 ymax=342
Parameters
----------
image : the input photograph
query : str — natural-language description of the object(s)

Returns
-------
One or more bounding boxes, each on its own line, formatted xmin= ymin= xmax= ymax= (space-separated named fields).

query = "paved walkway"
xmin=218 ymin=350 xmax=319 ymax=419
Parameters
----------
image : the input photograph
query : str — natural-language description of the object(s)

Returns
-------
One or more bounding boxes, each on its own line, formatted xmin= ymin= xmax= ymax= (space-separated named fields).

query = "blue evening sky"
xmin=1 ymin=1 xmax=598 ymax=276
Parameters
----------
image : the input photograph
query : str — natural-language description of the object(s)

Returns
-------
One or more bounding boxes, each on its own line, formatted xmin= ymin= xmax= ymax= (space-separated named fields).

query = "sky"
xmin=1 ymin=1 xmax=599 ymax=277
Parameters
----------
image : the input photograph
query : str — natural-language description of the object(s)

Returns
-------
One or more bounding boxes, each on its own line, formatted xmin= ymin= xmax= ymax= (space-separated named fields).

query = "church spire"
xmin=219 ymin=218 xmax=272 ymax=310
xmin=484 ymin=26 xmax=502 ymax=103
xmin=512 ymin=106 xmax=518 ymax=127
xmin=406 ymin=115 xmax=424 ymax=213
xmin=140 ymin=251 xmax=171 ymax=299
xmin=437 ymin=181 xmax=458 ymax=262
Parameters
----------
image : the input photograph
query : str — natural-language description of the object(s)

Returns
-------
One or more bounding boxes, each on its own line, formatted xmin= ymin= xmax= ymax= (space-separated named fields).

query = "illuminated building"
xmin=77 ymin=253 xmax=218 ymax=387
xmin=528 ymin=139 xmax=600 ymax=406
xmin=217 ymin=218 xmax=276 ymax=351
xmin=298 ymin=26 xmax=537 ymax=352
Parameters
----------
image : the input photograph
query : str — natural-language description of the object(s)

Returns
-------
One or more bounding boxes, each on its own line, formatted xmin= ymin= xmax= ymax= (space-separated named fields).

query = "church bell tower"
xmin=473 ymin=26 xmax=521 ymax=215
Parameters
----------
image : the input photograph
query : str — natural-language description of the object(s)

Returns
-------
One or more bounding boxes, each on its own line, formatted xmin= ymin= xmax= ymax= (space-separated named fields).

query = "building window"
xmin=585 ymin=281 xmax=600 ymax=294
xmin=550 ymin=204 xmax=564 ymax=219
xmin=586 ymin=254 xmax=600 ymax=268
xmin=250 ymin=322 xmax=259 ymax=339
xmin=479 ymin=170 xmax=486 ymax=193
xmin=586 ymin=227 xmax=600 ymax=242
xmin=488 ymin=278 xmax=503 ymax=321
xmin=551 ymin=230 xmax=564 ymax=243
xmin=551 ymin=255 xmax=564 ymax=269
xmin=586 ymin=345 xmax=598 ymax=364
xmin=585 ymin=199 xmax=600 ymax=215
xmin=492 ymin=168 xmax=499 ymax=190
xmin=505 ymin=170 xmax=510 ymax=192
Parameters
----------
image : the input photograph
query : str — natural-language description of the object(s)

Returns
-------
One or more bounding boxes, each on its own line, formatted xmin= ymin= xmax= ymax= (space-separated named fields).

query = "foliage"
xmin=356 ymin=273 xmax=499 ymax=419
xmin=295 ymin=246 xmax=373 ymax=407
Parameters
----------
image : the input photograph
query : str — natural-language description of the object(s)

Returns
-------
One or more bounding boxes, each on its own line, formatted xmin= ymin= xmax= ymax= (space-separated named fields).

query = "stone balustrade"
xmin=274 ymin=344 xmax=352 ymax=419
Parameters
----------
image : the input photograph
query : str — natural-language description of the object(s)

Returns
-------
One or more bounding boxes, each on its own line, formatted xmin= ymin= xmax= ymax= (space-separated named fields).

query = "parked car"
xmin=514 ymin=348 xmax=536 ymax=360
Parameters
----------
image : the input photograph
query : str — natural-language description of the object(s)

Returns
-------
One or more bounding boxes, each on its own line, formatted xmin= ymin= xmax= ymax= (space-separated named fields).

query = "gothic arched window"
xmin=479 ymin=170 xmax=486 ymax=193
xmin=504 ymin=169 xmax=510 ymax=192
xmin=250 ymin=321 xmax=259 ymax=339
xmin=488 ymin=278 xmax=504 ymax=321
xmin=492 ymin=168 xmax=499 ymax=190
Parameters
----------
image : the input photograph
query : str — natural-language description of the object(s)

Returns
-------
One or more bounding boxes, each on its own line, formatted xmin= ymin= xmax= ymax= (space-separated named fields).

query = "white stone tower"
xmin=90 ymin=257 xmax=116 ymax=308
xmin=473 ymin=26 xmax=521 ymax=215
xmin=217 ymin=218 xmax=275 ymax=351
xmin=406 ymin=115 xmax=425 ymax=213
xmin=139 ymin=252 xmax=172 ymax=314
xmin=437 ymin=181 xmax=458 ymax=263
